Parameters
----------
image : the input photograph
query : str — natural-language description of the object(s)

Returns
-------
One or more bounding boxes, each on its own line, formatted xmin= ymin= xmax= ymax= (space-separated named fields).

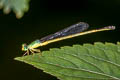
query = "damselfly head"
xmin=22 ymin=43 xmax=28 ymax=51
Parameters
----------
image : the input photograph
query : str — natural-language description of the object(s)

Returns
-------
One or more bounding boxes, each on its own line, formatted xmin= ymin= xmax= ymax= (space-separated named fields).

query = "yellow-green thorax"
xmin=22 ymin=40 xmax=41 ymax=51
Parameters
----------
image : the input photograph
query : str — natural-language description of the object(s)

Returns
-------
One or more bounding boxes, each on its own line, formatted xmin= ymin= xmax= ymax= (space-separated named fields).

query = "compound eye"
xmin=22 ymin=43 xmax=28 ymax=51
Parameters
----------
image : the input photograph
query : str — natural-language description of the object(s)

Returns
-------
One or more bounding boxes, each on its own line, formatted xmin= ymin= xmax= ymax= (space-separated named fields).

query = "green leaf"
xmin=0 ymin=0 xmax=30 ymax=19
xmin=15 ymin=42 xmax=120 ymax=80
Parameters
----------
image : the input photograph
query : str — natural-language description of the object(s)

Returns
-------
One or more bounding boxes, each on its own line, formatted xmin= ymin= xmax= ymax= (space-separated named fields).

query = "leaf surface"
xmin=15 ymin=42 xmax=120 ymax=80
xmin=0 ymin=0 xmax=30 ymax=18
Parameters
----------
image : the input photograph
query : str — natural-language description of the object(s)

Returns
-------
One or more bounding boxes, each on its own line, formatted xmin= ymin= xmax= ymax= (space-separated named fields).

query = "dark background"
xmin=0 ymin=0 xmax=120 ymax=80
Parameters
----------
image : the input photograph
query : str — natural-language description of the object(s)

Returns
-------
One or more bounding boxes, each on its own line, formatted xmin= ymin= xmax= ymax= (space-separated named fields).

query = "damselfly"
xmin=22 ymin=22 xmax=115 ymax=55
